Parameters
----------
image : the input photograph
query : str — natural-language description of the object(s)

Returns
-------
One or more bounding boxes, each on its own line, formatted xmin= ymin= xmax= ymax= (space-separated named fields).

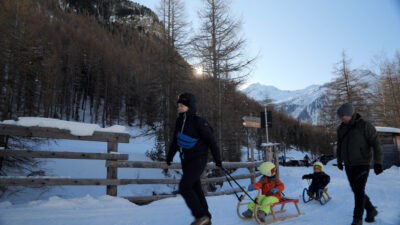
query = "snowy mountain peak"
xmin=241 ymin=83 xmax=326 ymax=124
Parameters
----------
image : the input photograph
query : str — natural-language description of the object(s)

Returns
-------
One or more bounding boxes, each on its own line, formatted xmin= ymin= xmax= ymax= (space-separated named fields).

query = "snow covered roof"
xmin=0 ymin=117 xmax=128 ymax=136
xmin=376 ymin=126 xmax=400 ymax=134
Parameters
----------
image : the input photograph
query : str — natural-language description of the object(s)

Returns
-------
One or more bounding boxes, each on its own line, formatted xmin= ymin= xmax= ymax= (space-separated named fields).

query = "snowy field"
xmin=0 ymin=118 xmax=399 ymax=224
xmin=1 ymin=165 xmax=399 ymax=225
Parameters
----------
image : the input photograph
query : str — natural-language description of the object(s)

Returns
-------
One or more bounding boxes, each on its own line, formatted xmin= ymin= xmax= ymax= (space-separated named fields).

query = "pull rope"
xmin=221 ymin=167 xmax=257 ymax=204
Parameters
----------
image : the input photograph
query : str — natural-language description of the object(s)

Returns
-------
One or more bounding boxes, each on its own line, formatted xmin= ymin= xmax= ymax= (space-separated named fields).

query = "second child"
xmin=302 ymin=161 xmax=330 ymax=199
xmin=242 ymin=162 xmax=284 ymax=222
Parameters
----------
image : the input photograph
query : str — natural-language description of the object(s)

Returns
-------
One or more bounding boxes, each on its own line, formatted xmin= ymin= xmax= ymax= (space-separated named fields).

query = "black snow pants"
xmin=345 ymin=165 xmax=375 ymax=220
xmin=179 ymin=155 xmax=211 ymax=219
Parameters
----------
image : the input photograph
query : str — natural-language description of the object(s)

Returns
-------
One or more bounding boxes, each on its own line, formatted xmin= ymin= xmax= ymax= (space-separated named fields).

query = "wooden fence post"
xmin=106 ymin=141 xmax=118 ymax=196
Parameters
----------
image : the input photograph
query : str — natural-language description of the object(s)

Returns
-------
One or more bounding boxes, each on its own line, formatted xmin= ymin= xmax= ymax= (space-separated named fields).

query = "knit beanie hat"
xmin=337 ymin=103 xmax=354 ymax=117
xmin=177 ymin=93 xmax=191 ymax=108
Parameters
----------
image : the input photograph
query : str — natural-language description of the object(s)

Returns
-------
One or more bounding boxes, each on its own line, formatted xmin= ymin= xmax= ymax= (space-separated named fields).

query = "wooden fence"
xmin=0 ymin=124 xmax=261 ymax=204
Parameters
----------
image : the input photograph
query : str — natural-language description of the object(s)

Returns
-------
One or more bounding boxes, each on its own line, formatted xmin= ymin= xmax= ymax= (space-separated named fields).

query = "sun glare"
xmin=195 ymin=65 xmax=203 ymax=76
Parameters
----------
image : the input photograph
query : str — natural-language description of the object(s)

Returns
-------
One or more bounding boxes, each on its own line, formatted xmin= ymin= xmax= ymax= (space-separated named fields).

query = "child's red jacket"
xmin=253 ymin=176 xmax=284 ymax=200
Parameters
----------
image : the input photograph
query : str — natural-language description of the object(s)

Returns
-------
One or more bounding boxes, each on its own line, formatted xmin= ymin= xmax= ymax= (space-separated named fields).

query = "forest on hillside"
xmin=0 ymin=0 xmax=350 ymax=165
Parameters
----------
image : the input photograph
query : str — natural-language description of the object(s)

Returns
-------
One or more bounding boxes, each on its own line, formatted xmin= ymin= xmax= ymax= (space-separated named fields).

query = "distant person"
xmin=242 ymin=162 xmax=284 ymax=222
xmin=302 ymin=161 xmax=330 ymax=199
xmin=166 ymin=92 xmax=222 ymax=225
xmin=304 ymin=154 xmax=310 ymax=167
xmin=336 ymin=103 xmax=383 ymax=225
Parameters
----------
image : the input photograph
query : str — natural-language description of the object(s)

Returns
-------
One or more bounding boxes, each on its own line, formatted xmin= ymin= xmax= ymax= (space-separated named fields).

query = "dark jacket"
xmin=303 ymin=171 xmax=330 ymax=188
xmin=166 ymin=93 xmax=221 ymax=164
xmin=337 ymin=113 xmax=383 ymax=166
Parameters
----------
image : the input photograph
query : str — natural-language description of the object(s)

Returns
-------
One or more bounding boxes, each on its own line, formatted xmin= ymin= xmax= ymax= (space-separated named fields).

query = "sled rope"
xmin=221 ymin=167 xmax=257 ymax=204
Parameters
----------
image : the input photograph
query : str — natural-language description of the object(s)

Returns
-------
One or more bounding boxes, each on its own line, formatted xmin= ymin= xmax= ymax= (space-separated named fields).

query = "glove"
xmin=302 ymin=175 xmax=307 ymax=180
xmin=337 ymin=163 xmax=343 ymax=171
xmin=248 ymin=184 xmax=254 ymax=191
xmin=166 ymin=160 xmax=171 ymax=166
xmin=270 ymin=187 xmax=279 ymax=194
xmin=215 ymin=160 xmax=222 ymax=168
xmin=374 ymin=164 xmax=383 ymax=175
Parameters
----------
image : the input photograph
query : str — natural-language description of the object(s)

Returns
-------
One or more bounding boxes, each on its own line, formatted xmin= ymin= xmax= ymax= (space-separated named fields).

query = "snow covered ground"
xmin=1 ymin=164 xmax=399 ymax=225
xmin=0 ymin=118 xmax=399 ymax=224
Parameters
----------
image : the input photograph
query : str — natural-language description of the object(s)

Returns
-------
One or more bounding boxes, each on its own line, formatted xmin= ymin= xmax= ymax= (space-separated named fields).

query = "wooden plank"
xmin=205 ymin=172 xmax=261 ymax=183
xmin=0 ymin=149 xmax=128 ymax=160
xmin=0 ymin=124 xmax=130 ymax=143
xmin=106 ymin=161 xmax=263 ymax=170
xmin=0 ymin=178 xmax=120 ymax=186
xmin=107 ymin=141 xmax=118 ymax=196
xmin=0 ymin=178 xmax=180 ymax=186
xmin=0 ymin=173 xmax=260 ymax=186
xmin=123 ymin=187 xmax=245 ymax=204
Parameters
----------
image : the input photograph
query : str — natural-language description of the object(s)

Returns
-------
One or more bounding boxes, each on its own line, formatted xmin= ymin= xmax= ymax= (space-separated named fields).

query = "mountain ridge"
xmin=242 ymin=83 xmax=327 ymax=124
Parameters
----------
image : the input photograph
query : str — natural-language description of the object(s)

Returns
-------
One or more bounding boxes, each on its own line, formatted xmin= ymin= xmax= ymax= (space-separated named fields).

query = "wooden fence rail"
xmin=0 ymin=123 xmax=262 ymax=204
xmin=0 ymin=171 xmax=261 ymax=186
xmin=0 ymin=149 xmax=128 ymax=160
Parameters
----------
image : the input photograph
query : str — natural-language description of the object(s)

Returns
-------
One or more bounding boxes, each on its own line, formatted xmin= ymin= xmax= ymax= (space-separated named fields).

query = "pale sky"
xmin=133 ymin=0 xmax=400 ymax=90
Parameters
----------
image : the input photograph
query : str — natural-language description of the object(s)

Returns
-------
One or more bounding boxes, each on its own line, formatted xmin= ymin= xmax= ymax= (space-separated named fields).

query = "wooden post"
xmin=274 ymin=145 xmax=280 ymax=177
xmin=250 ymin=133 xmax=255 ymax=183
xmin=106 ymin=141 xmax=118 ymax=196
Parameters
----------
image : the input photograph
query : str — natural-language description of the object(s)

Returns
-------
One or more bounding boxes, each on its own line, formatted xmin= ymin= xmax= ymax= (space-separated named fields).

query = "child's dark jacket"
xmin=303 ymin=171 xmax=330 ymax=188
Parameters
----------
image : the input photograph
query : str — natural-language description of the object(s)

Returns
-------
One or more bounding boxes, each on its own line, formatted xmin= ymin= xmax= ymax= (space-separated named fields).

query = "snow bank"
xmin=0 ymin=117 xmax=128 ymax=136
xmin=1 ymin=165 xmax=399 ymax=225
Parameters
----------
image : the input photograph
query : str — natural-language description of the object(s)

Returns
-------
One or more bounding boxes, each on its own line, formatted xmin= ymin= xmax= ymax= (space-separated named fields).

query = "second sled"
xmin=237 ymin=188 xmax=304 ymax=225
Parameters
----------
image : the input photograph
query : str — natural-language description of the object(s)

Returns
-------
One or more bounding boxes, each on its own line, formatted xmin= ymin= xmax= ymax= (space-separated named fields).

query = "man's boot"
xmin=191 ymin=216 xmax=211 ymax=225
xmin=351 ymin=218 xmax=362 ymax=225
xmin=365 ymin=207 xmax=378 ymax=223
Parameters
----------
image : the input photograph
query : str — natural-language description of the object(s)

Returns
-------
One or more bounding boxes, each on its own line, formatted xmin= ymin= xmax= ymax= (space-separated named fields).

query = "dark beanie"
xmin=177 ymin=93 xmax=191 ymax=108
xmin=337 ymin=103 xmax=354 ymax=117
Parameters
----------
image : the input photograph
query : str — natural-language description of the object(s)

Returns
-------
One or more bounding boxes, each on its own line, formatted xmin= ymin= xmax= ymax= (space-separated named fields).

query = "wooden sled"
xmin=237 ymin=189 xmax=304 ymax=224
xmin=302 ymin=187 xmax=332 ymax=205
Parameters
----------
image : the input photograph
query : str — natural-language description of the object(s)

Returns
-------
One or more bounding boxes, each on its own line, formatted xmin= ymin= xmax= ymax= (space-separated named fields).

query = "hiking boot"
xmin=351 ymin=218 xmax=363 ymax=225
xmin=191 ymin=216 xmax=211 ymax=225
xmin=365 ymin=207 xmax=378 ymax=223
xmin=242 ymin=209 xmax=253 ymax=218
xmin=257 ymin=210 xmax=267 ymax=222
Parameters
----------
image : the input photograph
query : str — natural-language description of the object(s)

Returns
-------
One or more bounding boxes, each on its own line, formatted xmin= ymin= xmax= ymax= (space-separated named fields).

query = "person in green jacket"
xmin=336 ymin=103 xmax=383 ymax=225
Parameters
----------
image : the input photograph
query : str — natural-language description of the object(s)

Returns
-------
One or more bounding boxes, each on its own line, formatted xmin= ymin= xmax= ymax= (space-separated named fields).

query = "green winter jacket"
xmin=337 ymin=113 xmax=383 ymax=166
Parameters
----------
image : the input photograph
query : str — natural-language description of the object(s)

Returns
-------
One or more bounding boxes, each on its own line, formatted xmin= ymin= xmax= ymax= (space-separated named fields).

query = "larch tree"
xmin=192 ymin=0 xmax=255 ymax=157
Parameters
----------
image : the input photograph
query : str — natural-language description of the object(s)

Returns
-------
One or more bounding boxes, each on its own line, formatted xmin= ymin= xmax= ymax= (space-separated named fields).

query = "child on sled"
xmin=302 ymin=161 xmax=330 ymax=199
xmin=242 ymin=162 xmax=284 ymax=222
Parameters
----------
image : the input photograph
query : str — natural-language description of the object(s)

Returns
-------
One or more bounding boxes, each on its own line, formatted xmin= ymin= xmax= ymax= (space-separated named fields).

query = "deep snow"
xmin=0 ymin=118 xmax=399 ymax=225
xmin=1 ymin=165 xmax=399 ymax=225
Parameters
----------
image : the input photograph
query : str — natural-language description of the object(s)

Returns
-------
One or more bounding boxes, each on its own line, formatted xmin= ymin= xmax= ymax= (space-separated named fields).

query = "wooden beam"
xmin=204 ymin=172 xmax=261 ymax=183
xmin=0 ymin=149 xmax=128 ymax=160
xmin=0 ymin=124 xmax=130 ymax=143
xmin=0 ymin=173 xmax=259 ymax=186
xmin=0 ymin=178 xmax=181 ymax=186
xmin=106 ymin=161 xmax=263 ymax=169
xmin=123 ymin=187 xmax=245 ymax=204
xmin=106 ymin=141 xmax=118 ymax=196
xmin=0 ymin=178 xmax=120 ymax=186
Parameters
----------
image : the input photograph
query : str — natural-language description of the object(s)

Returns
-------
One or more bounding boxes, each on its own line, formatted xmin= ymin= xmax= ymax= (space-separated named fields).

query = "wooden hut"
xmin=376 ymin=127 xmax=400 ymax=169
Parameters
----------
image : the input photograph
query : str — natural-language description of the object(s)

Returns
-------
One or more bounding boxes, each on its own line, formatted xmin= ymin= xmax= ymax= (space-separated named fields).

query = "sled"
xmin=237 ymin=188 xmax=304 ymax=225
xmin=302 ymin=187 xmax=332 ymax=205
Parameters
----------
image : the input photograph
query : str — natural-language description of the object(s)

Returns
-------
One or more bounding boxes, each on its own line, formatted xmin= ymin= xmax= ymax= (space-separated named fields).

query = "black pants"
xmin=179 ymin=156 xmax=211 ymax=219
xmin=345 ymin=165 xmax=375 ymax=220
xmin=309 ymin=183 xmax=323 ymax=196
